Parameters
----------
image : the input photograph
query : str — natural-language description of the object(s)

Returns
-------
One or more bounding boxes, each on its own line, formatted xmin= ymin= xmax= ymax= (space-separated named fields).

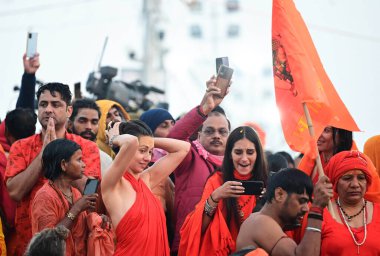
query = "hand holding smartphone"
xmin=26 ymin=32 xmax=38 ymax=58
xmin=83 ymin=178 xmax=99 ymax=195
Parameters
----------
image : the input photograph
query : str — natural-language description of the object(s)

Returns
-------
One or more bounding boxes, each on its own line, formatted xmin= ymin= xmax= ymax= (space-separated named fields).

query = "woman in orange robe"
xmin=321 ymin=150 xmax=380 ymax=255
xmin=101 ymin=120 xmax=190 ymax=256
xmin=179 ymin=126 xmax=267 ymax=255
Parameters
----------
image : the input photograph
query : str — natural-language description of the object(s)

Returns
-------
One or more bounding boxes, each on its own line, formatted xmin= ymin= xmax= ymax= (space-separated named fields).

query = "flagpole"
xmin=302 ymin=102 xmax=336 ymax=219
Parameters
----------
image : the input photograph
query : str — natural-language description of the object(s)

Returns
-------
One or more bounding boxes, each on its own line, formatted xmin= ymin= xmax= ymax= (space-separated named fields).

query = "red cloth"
xmin=179 ymin=172 xmax=256 ymax=255
xmin=31 ymin=182 xmax=88 ymax=256
xmin=272 ymin=0 xmax=359 ymax=155
xmin=0 ymin=122 xmax=10 ymax=153
xmin=5 ymin=133 xmax=100 ymax=256
xmin=325 ymin=150 xmax=372 ymax=192
xmin=86 ymin=212 xmax=115 ymax=256
xmin=167 ymin=106 xmax=221 ymax=252
xmin=114 ymin=172 xmax=169 ymax=256
xmin=321 ymin=203 xmax=380 ymax=255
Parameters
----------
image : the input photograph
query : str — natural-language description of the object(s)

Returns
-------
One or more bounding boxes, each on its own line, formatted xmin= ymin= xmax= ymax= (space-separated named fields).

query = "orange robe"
xmin=114 ymin=172 xmax=169 ymax=256
xmin=321 ymin=203 xmax=380 ymax=255
xmin=5 ymin=133 xmax=100 ymax=256
xmin=179 ymin=172 xmax=256 ymax=255
xmin=31 ymin=182 xmax=88 ymax=256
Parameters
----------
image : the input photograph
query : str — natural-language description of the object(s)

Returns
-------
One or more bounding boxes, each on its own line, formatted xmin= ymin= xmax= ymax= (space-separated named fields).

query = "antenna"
xmin=98 ymin=36 xmax=109 ymax=70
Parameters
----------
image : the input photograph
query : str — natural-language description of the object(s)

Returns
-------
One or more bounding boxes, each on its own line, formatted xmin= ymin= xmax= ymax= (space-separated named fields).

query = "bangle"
xmin=305 ymin=227 xmax=321 ymax=233
xmin=204 ymin=199 xmax=217 ymax=217
xmin=109 ymin=135 xmax=118 ymax=148
xmin=210 ymin=194 xmax=219 ymax=204
xmin=310 ymin=206 xmax=324 ymax=215
xmin=66 ymin=212 xmax=76 ymax=221
xmin=308 ymin=213 xmax=323 ymax=221
xmin=197 ymin=105 xmax=207 ymax=118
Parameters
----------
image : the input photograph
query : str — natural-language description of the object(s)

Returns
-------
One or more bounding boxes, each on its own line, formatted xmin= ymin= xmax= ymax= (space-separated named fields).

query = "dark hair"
xmin=221 ymin=126 xmax=267 ymax=227
xmin=277 ymin=151 xmax=295 ymax=167
xmin=42 ymin=139 xmax=81 ymax=181
xmin=266 ymin=168 xmax=313 ymax=203
xmin=25 ymin=225 xmax=69 ymax=256
xmin=70 ymin=98 xmax=101 ymax=121
xmin=5 ymin=108 xmax=37 ymax=140
xmin=267 ymin=153 xmax=288 ymax=173
xmin=332 ymin=127 xmax=353 ymax=154
xmin=119 ymin=120 xmax=153 ymax=137
xmin=36 ymin=83 xmax=72 ymax=106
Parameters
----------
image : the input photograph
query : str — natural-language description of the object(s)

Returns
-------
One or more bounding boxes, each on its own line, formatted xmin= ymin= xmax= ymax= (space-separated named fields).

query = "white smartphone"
xmin=26 ymin=32 xmax=38 ymax=58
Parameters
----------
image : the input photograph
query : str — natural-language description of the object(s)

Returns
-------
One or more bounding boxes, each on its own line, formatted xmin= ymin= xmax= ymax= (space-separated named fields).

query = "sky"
xmin=0 ymin=0 xmax=379 ymax=153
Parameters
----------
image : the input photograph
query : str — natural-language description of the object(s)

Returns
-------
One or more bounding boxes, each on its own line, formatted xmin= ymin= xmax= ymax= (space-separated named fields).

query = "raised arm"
xmin=167 ymin=76 xmax=225 ymax=141
xmin=143 ymin=138 xmax=190 ymax=189
xmin=16 ymin=53 xmax=40 ymax=109
xmin=101 ymin=122 xmax=139 ymax=192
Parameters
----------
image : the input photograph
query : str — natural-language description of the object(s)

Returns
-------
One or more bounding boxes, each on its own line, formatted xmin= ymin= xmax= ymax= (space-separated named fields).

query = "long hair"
xmin=221 ymin=126 xmax=267 ymax=227
xmin=42 ymin=139 xmax=81 ymax=181
xmin=332 ymin=127 xmax=353 ymax=154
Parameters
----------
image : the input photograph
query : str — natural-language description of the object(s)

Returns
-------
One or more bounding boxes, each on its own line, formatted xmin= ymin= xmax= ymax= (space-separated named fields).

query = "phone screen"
xmin=83 ymin=179 xmax=99 ymax=195
xmin=240 ymin=181 xmax=264 ymax=195
xmin=215 ymin=65 xmax=234 ymax=97
xmin=26 ymin=32 xmax=38 ymax=58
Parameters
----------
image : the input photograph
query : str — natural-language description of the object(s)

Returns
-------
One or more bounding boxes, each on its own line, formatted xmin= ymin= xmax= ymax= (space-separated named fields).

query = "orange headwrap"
xmin=325 ymin=150 xmax=372 ymax=192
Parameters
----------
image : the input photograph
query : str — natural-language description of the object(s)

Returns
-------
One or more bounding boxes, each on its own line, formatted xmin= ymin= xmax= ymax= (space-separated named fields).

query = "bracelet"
xmin=66 ymin=212 xmax=76 ymax=221
xmin=305 ymin=226 xmax=321 ymax=233
xmin=197 ymin=105 xmax=207 ymax=118
xmin=308 ymin=213 xmax=323 ymax=221
xmin=310 ymin=206 xmax=324 ymax=215
xmin=204 ymin=199 xmax=217 ymax=217
xmin=210 ymin=194 xmax=219 ymax=204
xmin=109 ymin=135 xmax=118 ymax=148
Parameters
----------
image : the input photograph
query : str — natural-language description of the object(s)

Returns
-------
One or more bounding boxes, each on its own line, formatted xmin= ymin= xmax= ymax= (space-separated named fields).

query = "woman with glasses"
xmin=179 ymin=126 xmax=267 ymax=255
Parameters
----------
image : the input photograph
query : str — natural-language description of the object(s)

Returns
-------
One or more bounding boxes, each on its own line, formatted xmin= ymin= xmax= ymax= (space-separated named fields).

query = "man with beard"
xmin=5 ymin=83 xmax=100 ymax=255
xmin=68 ymin=99 xmax=112 ymax=175
xmin=235 ymin=168 xmax=333 ymax=256
xmin=168 ymin=76 xmax=231 ymax=254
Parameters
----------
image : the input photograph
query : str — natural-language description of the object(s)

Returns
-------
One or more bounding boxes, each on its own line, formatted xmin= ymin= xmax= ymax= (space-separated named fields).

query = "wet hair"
xmin=277 ymin=151 xmax=295 ymax=167
xmin=25 ymin=225 xmax=69 ymax=256
xmin=332 ymin=127 xmax=353 ymax=154
xmin=36 ymin=83 xmax=72 ymax=106
xmin=42 ymin=139 xmax=81 ymax=181
xmin=70 ymin=98 xmax=101 ymax=121
xmin=266 ymin=168 xmax=313 ymax=203
xmin=118 ymin=120 xmax=153 ymax=137
xmin=5 ymin=108 xmax=37 ymax=140
xmin=222 ymin=126 xmax=268 ymax=227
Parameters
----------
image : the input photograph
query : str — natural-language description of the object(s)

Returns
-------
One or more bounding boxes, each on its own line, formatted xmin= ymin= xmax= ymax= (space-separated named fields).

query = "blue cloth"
xmin=139 ymin=108 xmax=174 ymax=133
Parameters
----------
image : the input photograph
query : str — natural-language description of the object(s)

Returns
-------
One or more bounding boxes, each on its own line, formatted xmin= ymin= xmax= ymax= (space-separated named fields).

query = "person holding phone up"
xmin=179 ymin=126 xmax=268 ymax=255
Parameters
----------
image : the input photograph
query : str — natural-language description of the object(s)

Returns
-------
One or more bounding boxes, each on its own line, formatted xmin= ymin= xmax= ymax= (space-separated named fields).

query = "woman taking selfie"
xmin=179 ymin=126 xmax=267 ymax=255
xmin=321 ymin=150 xmax=380 ymax=255
xmin=101 ymin=120 xmax=189 ymax=256
xmin=31 ymin=139 xmax=98 ymax=255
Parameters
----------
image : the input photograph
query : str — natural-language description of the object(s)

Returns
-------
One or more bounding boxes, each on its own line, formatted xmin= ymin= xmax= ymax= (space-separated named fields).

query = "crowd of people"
xmin=0 ymin=53 xmax=379 ymax=256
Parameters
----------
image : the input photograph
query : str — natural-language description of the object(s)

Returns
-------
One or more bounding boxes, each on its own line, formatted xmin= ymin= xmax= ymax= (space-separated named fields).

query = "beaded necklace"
xmin=237 ymin=195 xmax=253 ymax=223
xmin=337 ymin=198 xmax=367 ymax=254
xmin=336 ymin=199 xmax=367 ymax=221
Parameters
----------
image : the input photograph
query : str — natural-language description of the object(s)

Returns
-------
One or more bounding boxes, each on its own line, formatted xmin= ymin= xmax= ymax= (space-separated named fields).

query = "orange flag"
xmin=272 ymin=0 xmax=360 ymax=154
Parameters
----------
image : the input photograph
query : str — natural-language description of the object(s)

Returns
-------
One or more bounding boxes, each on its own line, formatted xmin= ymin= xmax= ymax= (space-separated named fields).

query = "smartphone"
xmin=83 ymin=178 xmax=99 ymax=195
xmin=216 ymin=57 xmax=229 ymax=74
xmin=26 ymin=32 xmax=38 ymax=58
xmin=240 ymin=181 xmax=264 ymax=195
xmin=215 ymin=65 xmax=234 ymax=98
